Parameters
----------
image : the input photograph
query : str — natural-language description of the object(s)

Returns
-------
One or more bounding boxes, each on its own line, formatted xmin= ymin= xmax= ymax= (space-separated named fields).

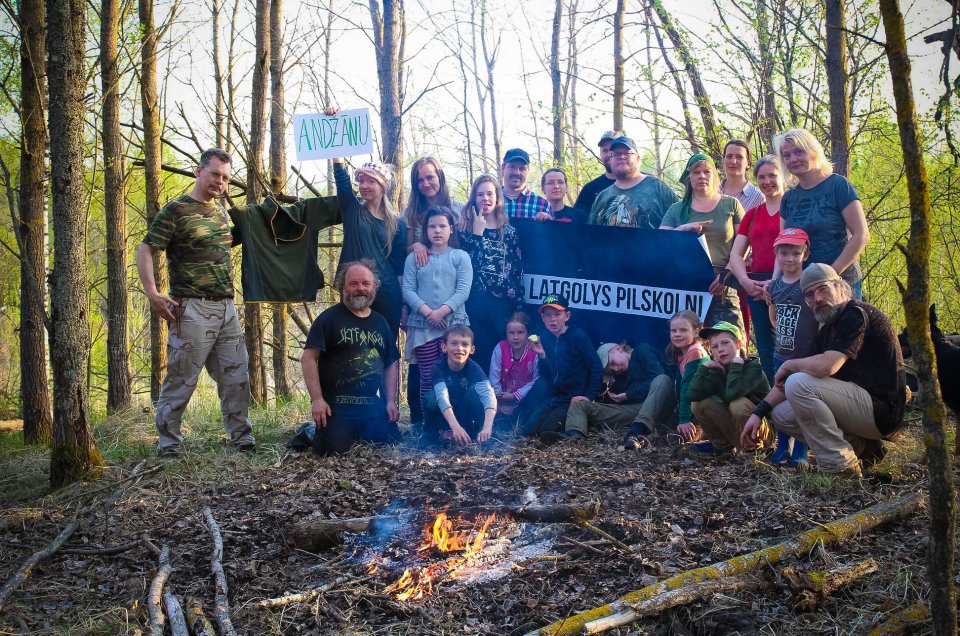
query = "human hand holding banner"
xmin=293 ymin=108 xmax=373 ymax=161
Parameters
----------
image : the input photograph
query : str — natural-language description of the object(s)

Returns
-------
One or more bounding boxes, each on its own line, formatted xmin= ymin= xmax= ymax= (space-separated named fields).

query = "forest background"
xmin=0 ymin=0 xmax=956 ymax=432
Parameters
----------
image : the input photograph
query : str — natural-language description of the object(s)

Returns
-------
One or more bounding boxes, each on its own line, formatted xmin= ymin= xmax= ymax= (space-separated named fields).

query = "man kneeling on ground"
xmin=740 ymin=264 xmax=907 ymax=476
xmin=300 ymin=260 xmax=401 ymax=455
xmin=423 ymin=325 xmax=497 ymax=446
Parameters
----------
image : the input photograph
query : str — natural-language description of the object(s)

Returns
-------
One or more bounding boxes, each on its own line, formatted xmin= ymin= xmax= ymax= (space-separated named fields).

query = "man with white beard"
xmin=300 ymin=260 xmax=402 ymax=455
xmin=740 ymin=263 xmax=907 ymax=476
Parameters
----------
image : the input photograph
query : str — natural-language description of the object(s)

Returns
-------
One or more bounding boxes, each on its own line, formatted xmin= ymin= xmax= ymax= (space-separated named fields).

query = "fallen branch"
xmin=576 ymin=521 xmax=637 ymax=555
xmin=784 ymin=558 xmax=879 ymax=611
xmin=0 ymin=518 xmax=79 ymax=614
xmin=255 ymin=575 xmax=356 ymax=609
xmin=867 ymin=601 xmax=930 ymax=635
xmin=583 ymin=574 xmax=763 ymax=633
xmin=148 ymin=546 xmax=172 ymax=636
xmin=184 ymin=597 xmax=217 ymax=636
xmin=163 ymin=592 xmax=189 ymax=636
xmin=291 ymin=502 xmax=599 ymax=552
xmin=526 ymin=492 xmax=924 ymax=636
xmin=61 ymin=540 xmax=143 ymax=556
xmin=203 ymin=507 xmax=237 ymax=636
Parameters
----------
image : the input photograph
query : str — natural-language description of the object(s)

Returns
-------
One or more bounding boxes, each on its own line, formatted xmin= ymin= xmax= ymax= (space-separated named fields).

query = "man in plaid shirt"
xmin=501 ymin=148 xmax=553 ymax=220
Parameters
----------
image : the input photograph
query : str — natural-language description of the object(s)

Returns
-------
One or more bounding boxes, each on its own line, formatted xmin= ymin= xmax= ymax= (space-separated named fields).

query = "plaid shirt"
xmin=504 ymin=187 xmax=553 ymax=220
xmin=721 ymin=179 xmax=764 ymax=214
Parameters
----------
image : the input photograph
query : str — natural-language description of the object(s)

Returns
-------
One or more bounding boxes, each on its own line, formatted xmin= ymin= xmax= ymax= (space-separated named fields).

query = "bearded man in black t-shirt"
xmin=300 ymin=260 xmax=401 ymax=455
xmin=740 ymin=264 xmax=906 ymax=476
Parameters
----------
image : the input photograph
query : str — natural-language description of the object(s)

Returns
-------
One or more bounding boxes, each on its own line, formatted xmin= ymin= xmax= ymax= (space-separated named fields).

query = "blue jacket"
xmin=536 ymin=325 xmax=603 ymax=401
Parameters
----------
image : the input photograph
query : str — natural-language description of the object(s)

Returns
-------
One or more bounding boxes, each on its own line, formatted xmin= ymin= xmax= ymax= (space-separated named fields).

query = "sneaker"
xmin=618 ymin=432 xmax=650 ymax=452
xmin=237 ymin=442 xmax=257 ymax=453
xmin=541 ymin=430 xmax=585 ymax=444
xmin=157 ymin=446 xmax=182 ymax=458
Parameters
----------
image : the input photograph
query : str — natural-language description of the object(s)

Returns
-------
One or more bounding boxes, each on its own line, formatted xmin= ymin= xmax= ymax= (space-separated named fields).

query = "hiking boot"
xmin=857 ymin=438 xmax=887 ymax=469
xmin=157 ymin=445 xmax=182 ymax=458
xmin=769 ymin=443 xmax=791 ymax=466
xmin=220 ymin=438 xmax=256 ymax=453
xmin=835 ymin=463 xmax=863 ymax=478
xmin=789 ymin=441 xmax=809 ymax=467
xmin=541 ymin=430 xmax=585 ymax=444
xmin=619 ymin=431 xmax=651 ymax=452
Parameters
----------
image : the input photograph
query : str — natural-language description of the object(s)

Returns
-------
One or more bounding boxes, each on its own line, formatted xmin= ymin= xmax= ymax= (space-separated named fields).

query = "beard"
xmin=344 ymin=291 xmax=374 ymax=311
xmin=814 ymin=303 xmax=843 ymax=325
xmin=612 ymin=164 xmax=637 ymax=181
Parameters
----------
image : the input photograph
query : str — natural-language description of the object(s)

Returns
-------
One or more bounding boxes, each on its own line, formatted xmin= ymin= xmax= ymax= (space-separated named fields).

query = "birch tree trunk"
xmin=139 ymin=0 xmax=167 ymax=404
xmin=756 ymin=0 xmax=778 ymax=153
xmin=879 ymin=2 xmax=957 ymax=633
xmin=47 ymin=0 xmax=104 ymax=487
xmin=825 ymin=0 xmax=851 ymax=177
xmin=18 ymin=0 xmax=52 ymax=445
xmin=269 ymin=0 xmax=290 ymax=400
xmin=102 ymin=0 xmax=131 ymax=413
xmin=246 ymin=0 xmax=271 ymax=404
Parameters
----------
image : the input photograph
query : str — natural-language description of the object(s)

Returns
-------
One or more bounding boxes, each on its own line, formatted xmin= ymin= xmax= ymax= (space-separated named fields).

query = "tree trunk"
xmin=879 ymin=2 xmax=957 ymax=633
xmin=551 ymin=0 xmax=564 ymax=164
xmin=102 ymin=0 xmax=131 ymax=413
xmin=18 ymin=0 xmax=52 ymax=445
xmin=139 ymin=0 xmax=167 ymax=404
xmin=825 ymin=0 xmax=851 ymax=177
xmin=612 ymin=0 xmax=625 ymax=132
xmin=213 ymin=0 xmax=226 ymax=148
xmin=47 ymin=0 xmax=104 ymax=487
xmin=246 ymin=0 xmax=271 ymax=405
xmin=480 ymin=3 xmax=501 ymax=166
xmin=644 ymin=6 xmax=664 ymax=176
xmin=268 ymin=0 xmax=290 ymax=400
xmin=650 ymin=0 xmax=723 ymax=161
xmin=369 ymin=0 xmax=404 ymax=207
xmin=566 ymin=0 xmax=581 ymax=186
xmin=646 ymin=1 xmax=697 ymax=154
xmin=756 ymin=0 xmax=778 ymax=153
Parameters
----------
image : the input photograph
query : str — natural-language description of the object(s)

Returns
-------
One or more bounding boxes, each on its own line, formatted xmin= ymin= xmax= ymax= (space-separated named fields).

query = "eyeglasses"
xmin=611 ymin=151 xmax=636 ymax=160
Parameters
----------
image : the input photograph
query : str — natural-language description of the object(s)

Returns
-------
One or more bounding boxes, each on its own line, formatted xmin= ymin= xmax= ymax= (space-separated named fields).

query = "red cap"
xmin=773 ymin=227 xmax=810 ymax=248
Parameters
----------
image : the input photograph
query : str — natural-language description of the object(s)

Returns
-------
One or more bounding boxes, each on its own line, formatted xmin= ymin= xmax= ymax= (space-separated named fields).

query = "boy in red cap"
xmin=766 ymin=227 xmax=816 ymax=466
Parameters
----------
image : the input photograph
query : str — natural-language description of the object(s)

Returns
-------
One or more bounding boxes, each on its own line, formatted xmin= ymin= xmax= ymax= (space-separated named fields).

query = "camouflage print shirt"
xmin=144 ymin=194 xmax=235 ymax=298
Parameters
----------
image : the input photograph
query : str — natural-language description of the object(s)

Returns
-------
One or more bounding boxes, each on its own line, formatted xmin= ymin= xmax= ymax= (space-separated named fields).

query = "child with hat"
xmin=765 ymin=227 xmax=817 ymax=466
xmin=686 ymin=321 xmax=772 ymax=453
xmin=519 ymin=294 xmax=604 ymax=440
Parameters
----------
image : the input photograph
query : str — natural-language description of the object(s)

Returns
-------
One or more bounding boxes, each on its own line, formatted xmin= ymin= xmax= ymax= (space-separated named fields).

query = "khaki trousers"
xmin=565 ymin=374 xmax=676 ymax=435
xmin=155 ymin=299 xmax=254 ymax=450
xmin=771 ymin=372 xmax=880 ymax=472
xmin=692 ymin=396 xmax=771 ymax=452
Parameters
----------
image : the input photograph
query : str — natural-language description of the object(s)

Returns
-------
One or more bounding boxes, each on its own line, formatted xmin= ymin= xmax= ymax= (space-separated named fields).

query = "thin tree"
xmin=246 ymin=0 xmax=270 ymax=404
xmin=47 ymin=0 xmax=104 ymax=486
xmin=880 ymin=1 xmax=957 ymax=633
xmin=368 ymin=0 xmax=405 ymax=206
xmin=18 ymin=0 xmax=52 ymax=445
xmin=269 ymin=0 xmax=290 ymax=400
xmin=756 ymin=0 xmax=778 ymax=152
xmin=213 ymin=0 xmax=226 ymax=148
xmin=825 ymin=0 xmax=851 ymax=176
xmin=612 ymin=0 xmax=625 ymax=132
xmin=551 ymin=0 xmax=564 ymax=163
xmin=102 ymin=0 xmax=132 ymax=413
xmin=140 ymin=0 xmax=167 ymax=403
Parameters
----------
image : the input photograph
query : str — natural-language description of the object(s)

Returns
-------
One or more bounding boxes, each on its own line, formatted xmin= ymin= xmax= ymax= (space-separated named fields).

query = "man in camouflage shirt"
xmin=136 ymin=148 xmax=255 ymax=455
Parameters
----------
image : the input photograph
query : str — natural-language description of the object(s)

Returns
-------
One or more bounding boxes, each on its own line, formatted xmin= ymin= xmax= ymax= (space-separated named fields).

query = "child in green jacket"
xmin=688 ymin=321 xmax=772 ymax=453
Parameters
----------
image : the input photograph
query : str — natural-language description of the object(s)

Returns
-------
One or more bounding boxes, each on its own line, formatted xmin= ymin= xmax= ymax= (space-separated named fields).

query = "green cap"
xmin=679 ymin=153 xmax=716 ymax=184
xmin=699 ymin=320 xmax=743 ymax=343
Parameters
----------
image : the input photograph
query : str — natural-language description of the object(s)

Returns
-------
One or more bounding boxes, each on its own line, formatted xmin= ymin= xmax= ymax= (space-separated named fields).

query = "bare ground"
xmin=0 ymin=409 xmax=942 ymax=635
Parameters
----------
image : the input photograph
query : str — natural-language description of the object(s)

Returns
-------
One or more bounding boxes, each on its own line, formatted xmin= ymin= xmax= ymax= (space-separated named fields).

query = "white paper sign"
xmin=292 ymin=108 xmax=373 ymax=161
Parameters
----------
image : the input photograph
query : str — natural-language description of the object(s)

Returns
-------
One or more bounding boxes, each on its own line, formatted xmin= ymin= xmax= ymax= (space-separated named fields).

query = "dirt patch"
xmin=0 ymin=421 xmax=938 ymax=635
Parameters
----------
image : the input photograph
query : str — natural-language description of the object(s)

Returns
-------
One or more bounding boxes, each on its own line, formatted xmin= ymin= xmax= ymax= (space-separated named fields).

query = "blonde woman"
xmin=775 ymin=128 xmax=869 ymax=297
xmin=660 ymin=153 xmax=745 ymax=332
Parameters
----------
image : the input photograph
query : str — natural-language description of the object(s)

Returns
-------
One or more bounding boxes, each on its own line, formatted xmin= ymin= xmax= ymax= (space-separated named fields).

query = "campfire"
xmin=357 ymin=506 xmax=559 ymax=602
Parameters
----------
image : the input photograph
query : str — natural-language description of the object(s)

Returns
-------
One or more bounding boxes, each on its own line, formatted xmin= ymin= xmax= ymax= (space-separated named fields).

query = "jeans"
xmin=747 ymin=296 xmax=776 ymax=383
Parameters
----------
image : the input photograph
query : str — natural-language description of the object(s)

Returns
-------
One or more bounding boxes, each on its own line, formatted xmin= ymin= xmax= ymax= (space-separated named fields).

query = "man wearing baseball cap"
xmin=740 ymin=263 xmax=907 ymax=476
xmin=573 ymin=130 xmax=621 ymax=213
xmin=587 ymin=136 xmax=678 ymax=229
xmin=501 ymin=148 xmax=552 ymax=221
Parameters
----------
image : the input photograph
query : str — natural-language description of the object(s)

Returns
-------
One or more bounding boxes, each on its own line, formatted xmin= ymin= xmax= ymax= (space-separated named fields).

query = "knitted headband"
xmin=355 ymin=162 xmax=393 ymax=188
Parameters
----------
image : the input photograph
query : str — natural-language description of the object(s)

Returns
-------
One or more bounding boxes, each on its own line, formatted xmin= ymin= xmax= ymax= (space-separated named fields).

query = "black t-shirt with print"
xmin=305 ymin=303 xmax=399 ymax=420
xmin=815 ymin=300 xmax=907 ymax=435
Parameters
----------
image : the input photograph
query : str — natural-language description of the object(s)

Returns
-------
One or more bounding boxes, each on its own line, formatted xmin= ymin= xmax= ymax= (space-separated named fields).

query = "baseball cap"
xmin=699 ymin=320 xmax=743 ymax=342
xmin=599 ymin=130 xmax=625 ymax=145
xmin=597 ymin=343 xmax=617 ymax=369
xmin=609 ymin=136 xmax=638 ymax=153
xmin=539 ymin=294 xmax=569 ymax=313
xmin=773 ymin=227 xmax=810 ymax=248
xmin=503 ymin=148 xmax=530 ymax=164
xmin=799 ymin=263 xmax=841 ymax=292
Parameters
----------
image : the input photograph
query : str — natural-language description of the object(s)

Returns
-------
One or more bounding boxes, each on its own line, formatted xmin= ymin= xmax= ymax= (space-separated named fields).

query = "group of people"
xmin=137 ymin=118 xmax=906 ymax=477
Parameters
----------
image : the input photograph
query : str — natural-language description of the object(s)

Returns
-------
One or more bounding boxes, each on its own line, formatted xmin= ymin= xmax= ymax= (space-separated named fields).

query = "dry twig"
xmin=202 ymin=507 xmax=237 ymax=636
xmin=148 ymin=545 xmax=172 ymax=636
xmin=184 ymin=597 xmax=217 ymax=636
xmin=0 ymin=518 xmax=79 ymax=614
xmin=163 ymin=592 xmax=189 ymax=636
